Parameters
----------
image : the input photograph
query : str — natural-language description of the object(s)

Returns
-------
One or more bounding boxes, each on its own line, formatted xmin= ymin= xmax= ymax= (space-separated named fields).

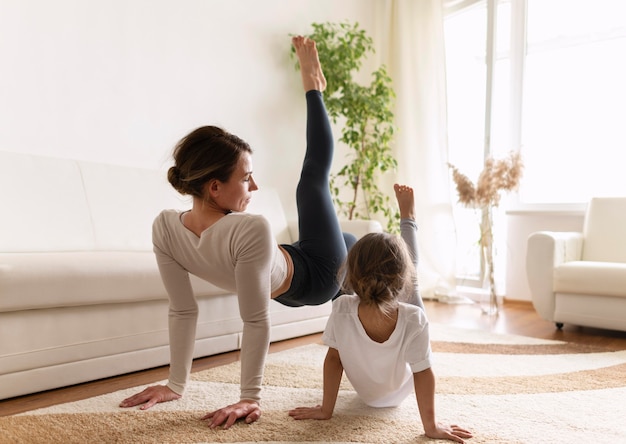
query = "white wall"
xmin=1 ymin=1 xmax=596 ymax=302
xmin=0 ymin=0 xmax=382 ymax=216
xmin=505 ymin=210 xmax=585 ymax=301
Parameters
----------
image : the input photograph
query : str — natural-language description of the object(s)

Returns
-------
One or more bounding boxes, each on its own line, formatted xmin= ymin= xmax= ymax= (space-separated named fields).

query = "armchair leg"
xmin=555 ymin=322 xmax=564 ymax=330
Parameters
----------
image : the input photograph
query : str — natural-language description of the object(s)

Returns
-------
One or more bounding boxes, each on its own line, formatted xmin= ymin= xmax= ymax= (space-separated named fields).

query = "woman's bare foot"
xmin=394 ymin=184 xmax=416 ymax=220
xmin=292 ymin=36 xmax=326 ymax=92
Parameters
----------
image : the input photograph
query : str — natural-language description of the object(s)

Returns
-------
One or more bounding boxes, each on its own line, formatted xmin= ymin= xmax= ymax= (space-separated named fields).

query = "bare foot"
xmin=292 ymin=36 xmax=326 ymax=92
xmin=394 ymin=184 xmax=415 ymax=220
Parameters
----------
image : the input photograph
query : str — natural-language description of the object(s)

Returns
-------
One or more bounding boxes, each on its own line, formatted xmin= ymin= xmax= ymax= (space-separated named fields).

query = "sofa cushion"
xmin=582 ymin=197 xmax=626 ymax=263
xmin=79 ymin=156 xmax=293 ymax=249
xmin=0 ymin=252 xmax=229 ymax=312
xmin=78 ymin=161 xmax=189 ymax=251
xmin=554 ymin=261 xmax=626 ymax=298
xmin=246 ymin=189 xmax=293 ymax=244
xmin=0 ymin=151 xmax=95 ymax=252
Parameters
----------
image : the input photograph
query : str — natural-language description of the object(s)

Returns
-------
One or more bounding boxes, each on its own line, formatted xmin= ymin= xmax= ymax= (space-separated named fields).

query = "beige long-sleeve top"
xmin=152 ymin=209 xmax=290 ymax=402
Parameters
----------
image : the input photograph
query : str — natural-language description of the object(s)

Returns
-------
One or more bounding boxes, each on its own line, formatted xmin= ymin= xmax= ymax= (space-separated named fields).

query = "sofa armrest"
xmin=526 ymin=231 xmax=583 ymax=321
xmin=287 ymin=219 xmax=383 ymax=243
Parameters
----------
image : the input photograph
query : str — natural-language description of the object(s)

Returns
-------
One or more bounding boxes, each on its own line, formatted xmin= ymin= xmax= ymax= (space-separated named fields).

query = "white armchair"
xmin=526 ymin=197 xmax=626 ymax=332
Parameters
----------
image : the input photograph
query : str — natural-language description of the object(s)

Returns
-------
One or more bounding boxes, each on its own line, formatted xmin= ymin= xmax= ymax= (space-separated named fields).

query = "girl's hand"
xmin=425 ymin=423 xmax=473 ymax=443
xmin=288 ymin=405 xmax=332 ymax=420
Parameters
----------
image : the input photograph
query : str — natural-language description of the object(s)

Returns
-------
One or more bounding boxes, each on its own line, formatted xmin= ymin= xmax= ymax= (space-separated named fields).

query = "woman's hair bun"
xmin=167 ymin=166 xmax=188 ymax=194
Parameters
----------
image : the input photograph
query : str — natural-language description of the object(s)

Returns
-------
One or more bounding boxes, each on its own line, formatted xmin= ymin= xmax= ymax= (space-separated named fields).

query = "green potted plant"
xmin=291 ymin=21 xmax=399 ymax=232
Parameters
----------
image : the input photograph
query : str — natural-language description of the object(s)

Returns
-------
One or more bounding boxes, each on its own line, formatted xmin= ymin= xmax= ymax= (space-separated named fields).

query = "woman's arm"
xmin=413 ymin=369 xmax=472 ymax=443
xmin=120 ymin=244 xmax=197 ymax=409
xmin=289 ymin=346 xmax=343 ymax=420
xmin=202 ymin=216 xmax=273 ymax=429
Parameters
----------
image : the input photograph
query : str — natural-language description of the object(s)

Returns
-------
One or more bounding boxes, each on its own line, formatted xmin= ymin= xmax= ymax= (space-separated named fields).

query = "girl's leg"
xmin=400 ymin=218 xmax=423 ymax=309
xmin=394 ymin=184 xmax=424 ymax=309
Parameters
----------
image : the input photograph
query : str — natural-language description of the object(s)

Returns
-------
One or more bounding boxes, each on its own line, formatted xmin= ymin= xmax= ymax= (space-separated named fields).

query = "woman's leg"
xmin=394 ymin=184 xmax=424 ymax=309
xmin=293 ymin=92 xmax=347 ymax=296
xmin=291 ymin=37 xmax=347 ymax=301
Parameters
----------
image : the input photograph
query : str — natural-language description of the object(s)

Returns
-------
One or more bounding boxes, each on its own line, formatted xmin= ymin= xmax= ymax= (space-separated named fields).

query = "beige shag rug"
xmin=2 ymin=324 xmax=626 ymax=444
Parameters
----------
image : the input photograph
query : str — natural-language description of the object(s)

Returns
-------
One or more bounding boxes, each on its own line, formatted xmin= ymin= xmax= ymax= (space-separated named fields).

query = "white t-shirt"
xmin=322 ymin=294 xmax=431 ymax=407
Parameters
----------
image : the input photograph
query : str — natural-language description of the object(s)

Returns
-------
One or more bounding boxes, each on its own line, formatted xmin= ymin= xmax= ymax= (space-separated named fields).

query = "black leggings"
xmin=275 ymin=91 xmax=355 ymax=307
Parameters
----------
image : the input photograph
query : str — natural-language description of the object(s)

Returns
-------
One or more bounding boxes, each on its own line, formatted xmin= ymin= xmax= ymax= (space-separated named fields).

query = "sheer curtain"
xmin=381 ymin=0 xmax=457 ymax=299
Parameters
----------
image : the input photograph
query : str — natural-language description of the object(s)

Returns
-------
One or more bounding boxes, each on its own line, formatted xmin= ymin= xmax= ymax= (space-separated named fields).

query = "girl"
xmin=289 ymin=184 xmax=472 ymax=443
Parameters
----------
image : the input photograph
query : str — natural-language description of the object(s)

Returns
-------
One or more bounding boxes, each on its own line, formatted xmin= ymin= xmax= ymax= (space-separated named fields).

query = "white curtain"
xmin=380 ymin=0 xmax=457 ymax=299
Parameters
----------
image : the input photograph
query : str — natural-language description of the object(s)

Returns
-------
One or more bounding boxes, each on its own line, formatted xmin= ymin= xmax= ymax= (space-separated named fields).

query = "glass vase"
xmin=479 ymin=207 xmax=498 ymax=315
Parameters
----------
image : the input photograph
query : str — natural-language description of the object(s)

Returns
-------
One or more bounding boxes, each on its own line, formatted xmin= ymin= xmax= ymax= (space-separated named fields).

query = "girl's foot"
xmin=394 ymin=184 xmax=416 ymax=220
xmin=292 ymin=36 xmax=326 ymax=93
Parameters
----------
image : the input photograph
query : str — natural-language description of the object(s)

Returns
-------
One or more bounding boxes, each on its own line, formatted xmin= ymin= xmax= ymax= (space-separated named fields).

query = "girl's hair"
xmin=167 ymin=125 xmax=252 ymax=198
xmin=341 ymin=232 xmax=415 ymax=316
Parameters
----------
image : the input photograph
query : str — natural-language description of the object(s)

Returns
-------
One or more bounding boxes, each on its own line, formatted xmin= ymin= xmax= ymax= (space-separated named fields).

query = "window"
xmin=522 ymin=0 xmax=626 ymax=204
xmin=444 ymin=0 xmax=626 ymax=283
xmin=444 ymin=0 xmax=511 ymax=283
xmin=445 ymin=0 xmax=626 ymax=206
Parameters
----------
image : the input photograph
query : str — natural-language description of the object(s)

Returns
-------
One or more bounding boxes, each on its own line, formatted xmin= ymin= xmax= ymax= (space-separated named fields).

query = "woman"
xmin=120 ymin=36 xmax=354 ymax=430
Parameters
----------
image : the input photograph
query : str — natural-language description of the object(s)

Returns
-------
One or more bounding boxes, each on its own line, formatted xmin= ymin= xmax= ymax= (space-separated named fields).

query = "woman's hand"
xmin=288 ymin=405 xmax=332 ymax=420
xmin=201 ymin=400 xmax=261 ymax=429
xmin=119 ymin=384 xmax=181 ymax=410
xmin=425 ymin=423 xmax=473 ymax=443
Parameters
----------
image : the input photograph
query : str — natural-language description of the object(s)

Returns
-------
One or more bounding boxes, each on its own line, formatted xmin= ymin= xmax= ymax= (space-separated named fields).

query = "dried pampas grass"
xmin=448 ymin=151 xmax=523 ymax=209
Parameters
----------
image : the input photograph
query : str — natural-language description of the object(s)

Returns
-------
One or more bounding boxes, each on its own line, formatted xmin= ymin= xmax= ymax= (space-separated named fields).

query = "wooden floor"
xmin=2 ymin=299 xmax=625 ymax=417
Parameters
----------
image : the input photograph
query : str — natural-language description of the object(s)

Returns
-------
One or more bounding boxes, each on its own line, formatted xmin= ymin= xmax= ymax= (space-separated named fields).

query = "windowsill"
xmin=506 ymin=203 xmax=586 ymax=217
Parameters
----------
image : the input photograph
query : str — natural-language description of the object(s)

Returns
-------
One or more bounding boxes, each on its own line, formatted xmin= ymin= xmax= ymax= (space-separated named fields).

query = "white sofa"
xmin=0 ymin=150 xmax=382 ymax=400
xmin=526 ymin=197 xmax=626 ymax=332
